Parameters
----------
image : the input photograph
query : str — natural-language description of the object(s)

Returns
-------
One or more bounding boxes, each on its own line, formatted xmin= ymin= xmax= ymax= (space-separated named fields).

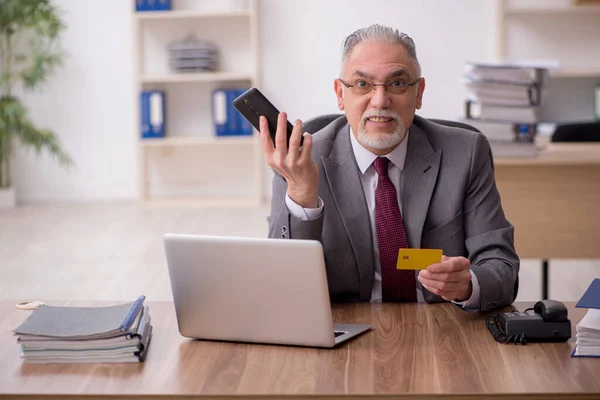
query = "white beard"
xmin=356 ymin=110 xmax=407 ymax=151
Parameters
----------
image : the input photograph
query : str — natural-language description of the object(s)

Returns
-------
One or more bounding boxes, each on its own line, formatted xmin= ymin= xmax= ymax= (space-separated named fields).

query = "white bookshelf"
xmin=132 ymin=0 xmax=263 ymax=205
xmin=140 ymin=136 xmax=256 ymax=148
xmin=140 ymin=72 xmax=254 ymax=83
xmin=495 ymin=0 xmax=600 ymax=123
xmin=135 ymin=10 xmax=252 ymax=20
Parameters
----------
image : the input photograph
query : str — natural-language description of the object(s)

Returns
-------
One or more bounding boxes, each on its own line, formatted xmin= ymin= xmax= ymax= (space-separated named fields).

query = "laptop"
xmin=163 ymin=234 xmax=371 ymax=348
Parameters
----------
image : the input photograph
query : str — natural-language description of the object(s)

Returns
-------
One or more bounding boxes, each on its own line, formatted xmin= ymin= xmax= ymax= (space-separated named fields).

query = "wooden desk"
xmin=494 ymin=143 xmax=600 ymax=259
xmin=0 ymin=300 xmax=598 ymax=400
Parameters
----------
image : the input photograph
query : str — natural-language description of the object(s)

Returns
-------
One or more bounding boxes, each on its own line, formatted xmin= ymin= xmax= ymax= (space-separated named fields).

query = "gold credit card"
xmin=396 ymin=248 xmax=443 ymax=270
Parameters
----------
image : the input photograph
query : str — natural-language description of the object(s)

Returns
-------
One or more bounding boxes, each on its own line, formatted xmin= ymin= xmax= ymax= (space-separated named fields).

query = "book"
xmin=13 ymin=296 xmax=153 ymax=364
xmin=572 ymin=279 xmax=600 ymax=358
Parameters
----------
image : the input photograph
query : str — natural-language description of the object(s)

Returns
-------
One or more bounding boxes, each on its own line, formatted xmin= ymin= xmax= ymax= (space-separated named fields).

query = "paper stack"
xmin=168 ymin=34 xmax=218 ymax=72
xmin=462 ymin=62 xmax=550 ymax=158
xmin=464 ymin=62 xmax=548 ymax=124
xmin=572 ymin=278 xmax=600 ymax=358
xmin=13 ymin=296 xmax=152 ymax=364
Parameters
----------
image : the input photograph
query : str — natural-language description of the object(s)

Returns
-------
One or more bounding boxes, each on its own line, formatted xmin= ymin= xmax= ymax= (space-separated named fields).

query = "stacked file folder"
xmin=462 ymin=62 xmax=549 ymax=157
xmin=13 ymin=296 xmax=152 ymax=364
xmin=168 ymin=34 xmax=218 ymax=72
xmin=463 ymin=62 xmax=548 ymax=124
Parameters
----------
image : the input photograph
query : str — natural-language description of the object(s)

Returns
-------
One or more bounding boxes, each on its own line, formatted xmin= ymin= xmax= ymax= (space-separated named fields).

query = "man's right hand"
xmin=260 ymin=112 xmax=319 ymax=208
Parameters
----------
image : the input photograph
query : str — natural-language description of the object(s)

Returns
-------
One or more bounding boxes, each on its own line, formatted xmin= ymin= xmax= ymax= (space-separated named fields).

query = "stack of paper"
xmin=13 ymin=296 xmax=152 ymax=364
xmin=168 ymin=34 xmax=218 ymax=72
xmin=572 ymin=278 xmax=600 ymax=358
xmin=459 ymin=118 xmax=540 ymax=158
xmin=463 ymin=62 xmax=548 ymax=125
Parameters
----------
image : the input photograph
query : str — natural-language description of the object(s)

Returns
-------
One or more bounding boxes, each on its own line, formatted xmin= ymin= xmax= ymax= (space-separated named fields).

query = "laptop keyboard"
xmin=334 ymin=331 xmax=346 ymax=338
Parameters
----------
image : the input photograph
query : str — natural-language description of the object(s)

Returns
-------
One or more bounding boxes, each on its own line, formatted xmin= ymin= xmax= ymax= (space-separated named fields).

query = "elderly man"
xmin=260 ymin=24 xmax=519 ymax=311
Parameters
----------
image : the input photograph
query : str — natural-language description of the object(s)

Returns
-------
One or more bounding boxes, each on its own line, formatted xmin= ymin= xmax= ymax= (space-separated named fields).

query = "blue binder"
xmin=235 ymin=88 xmax=253 ymax=136
xmin=213 ymin=89 xmax=251 ymax=136
xmin=571 ymin=278 xmax=600 ymax=358
xmin=212 ymin=89 xmax=229 ymax=136
xmin=226 ymin=89 xmax=239 ymax=136
xmin=136 ymin=0 xmax=171 ymax=11
xmin=141 ymin=91 xmax=165 ymax=139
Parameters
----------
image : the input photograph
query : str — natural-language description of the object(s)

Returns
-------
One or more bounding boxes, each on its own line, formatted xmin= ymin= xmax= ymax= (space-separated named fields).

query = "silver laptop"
xmin=163 ymin=234 xmax=371 ymax=348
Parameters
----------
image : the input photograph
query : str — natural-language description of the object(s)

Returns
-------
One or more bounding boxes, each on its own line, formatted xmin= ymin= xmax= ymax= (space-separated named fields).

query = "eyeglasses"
xmin=338 ymin=77 xmax=421 ymax=96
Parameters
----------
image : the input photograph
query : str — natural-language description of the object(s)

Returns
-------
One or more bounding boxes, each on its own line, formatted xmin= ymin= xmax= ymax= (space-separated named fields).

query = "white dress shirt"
xmin=285 ymin=128 xmax=480 ymax=308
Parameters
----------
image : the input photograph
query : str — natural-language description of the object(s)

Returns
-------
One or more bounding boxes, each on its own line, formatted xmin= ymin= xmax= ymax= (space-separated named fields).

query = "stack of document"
xmin=459 ymin=118 xmax=540 ymax=158
xmin=168 ymin=34 xmax=218 ymax=72
xmin=13 ymin=296 xmax=152 ymax=364
xmin=464 ymin=62 xmax=548 ymax=124
xmin=572 ymin=279 xmax=600 ymax=358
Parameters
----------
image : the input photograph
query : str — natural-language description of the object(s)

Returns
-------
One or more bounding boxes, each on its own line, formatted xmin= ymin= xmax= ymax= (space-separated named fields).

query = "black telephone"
xmin=485 ymin=300 xmax=572 ymax=345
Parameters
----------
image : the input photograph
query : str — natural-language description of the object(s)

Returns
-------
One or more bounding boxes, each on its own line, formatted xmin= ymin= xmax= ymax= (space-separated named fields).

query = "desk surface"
xmin=0 ymin=300 xmax=598 ymax=400
xmin=494 ymin=143 xmax=600 ymax=166
xmin=493 ymin=143 xmax=600 ymax=259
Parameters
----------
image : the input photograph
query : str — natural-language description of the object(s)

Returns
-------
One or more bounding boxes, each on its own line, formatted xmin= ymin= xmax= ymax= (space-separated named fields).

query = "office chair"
xmin=551 ymin=121 xmax=600 ymax=142
xmin=302 ymin=113 xmax=481 ymax=134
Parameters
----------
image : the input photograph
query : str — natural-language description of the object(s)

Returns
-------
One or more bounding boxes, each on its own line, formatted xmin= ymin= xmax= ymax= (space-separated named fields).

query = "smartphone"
xmin=232 ymin=88 xmax=302 ymax=148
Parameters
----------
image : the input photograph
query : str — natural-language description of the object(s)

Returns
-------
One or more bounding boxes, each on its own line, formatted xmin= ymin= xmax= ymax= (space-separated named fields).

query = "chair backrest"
xmin=551 ymin=122 xmax=600 ymax=142
xmin=302 ymin=114 xmax=481 ymax=134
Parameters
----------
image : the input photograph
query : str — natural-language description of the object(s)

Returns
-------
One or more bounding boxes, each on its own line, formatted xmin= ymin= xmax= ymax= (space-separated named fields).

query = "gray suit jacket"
xmin=267 ymin=115 xmax=519 ymax=311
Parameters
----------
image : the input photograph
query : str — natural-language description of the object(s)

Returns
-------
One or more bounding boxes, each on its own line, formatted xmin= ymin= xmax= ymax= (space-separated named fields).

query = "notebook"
xmin=14 ymin=296 xmax=146 ymax=340
xmin=13 ymin=297 xmax=153 ymax=364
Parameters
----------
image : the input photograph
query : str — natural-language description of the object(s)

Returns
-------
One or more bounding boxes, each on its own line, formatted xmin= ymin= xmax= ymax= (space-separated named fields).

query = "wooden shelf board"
xmin=135 ymin=10 xmax=252 ymax=20
xmin=140 ymin=72 xmax=253 ymax=83
xmin=549 ymin=68 xmax=600 ymax=78
xmin=140 ymin=136 xmax=256 ymax=147
xmin=505 ymin=6 xmax=600 ymax=15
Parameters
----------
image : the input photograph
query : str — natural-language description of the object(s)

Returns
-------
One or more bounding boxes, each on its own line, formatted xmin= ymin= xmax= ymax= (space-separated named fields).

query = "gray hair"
xmin=339 ymin=24 xmax=421 ymax=77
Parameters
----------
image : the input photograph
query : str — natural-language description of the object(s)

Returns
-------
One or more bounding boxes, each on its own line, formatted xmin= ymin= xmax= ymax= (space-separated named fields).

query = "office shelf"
xmin=135 ymin=10 xmax=251 ymax=20
xmin=504 ymin=5 xmax=600 ymax=15
xmin=549 ymin=68 xmax=600 ymax=78
xmin=140 ymin=136 xmax=255 ymax=148
xmin=133 ymin=0 xmax=262 ymax=205
xmin=140 ymin=72 xmax=253 ymax=84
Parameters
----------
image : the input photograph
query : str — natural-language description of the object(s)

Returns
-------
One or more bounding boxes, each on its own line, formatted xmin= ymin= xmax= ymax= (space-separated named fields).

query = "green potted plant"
xmin=0 ymin=0 xmax=73 ymax=208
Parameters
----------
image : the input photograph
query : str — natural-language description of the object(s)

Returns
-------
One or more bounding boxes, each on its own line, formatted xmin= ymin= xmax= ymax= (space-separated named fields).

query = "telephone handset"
xmin=485 ymin=300 xmax=572 ymax=345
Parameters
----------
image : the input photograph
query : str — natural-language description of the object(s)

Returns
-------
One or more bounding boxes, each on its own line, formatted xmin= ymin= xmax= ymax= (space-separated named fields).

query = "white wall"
xmin=13 ymin=0 xmax=136 ymax=203
xmin=13 ymin=0 xmax=497 ymax=203
xmin=258 ymin=0 xmax=497 ymax=124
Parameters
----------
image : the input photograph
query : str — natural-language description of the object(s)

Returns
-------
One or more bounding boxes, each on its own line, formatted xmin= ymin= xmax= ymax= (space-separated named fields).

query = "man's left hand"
xmin=418 ymin=256 xmax=472 ymax=302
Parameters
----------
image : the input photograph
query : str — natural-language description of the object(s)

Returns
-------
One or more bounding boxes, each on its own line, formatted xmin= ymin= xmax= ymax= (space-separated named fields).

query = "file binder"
xmin=141 ymin=91 xmax=165 ymax=139
xmin=136 ymin=0 xmax=171 ymax=11
xmin=213 ymin=88 xmax=252 ymax=136
xmin=235 ymin=88 xmax=253 ymax=136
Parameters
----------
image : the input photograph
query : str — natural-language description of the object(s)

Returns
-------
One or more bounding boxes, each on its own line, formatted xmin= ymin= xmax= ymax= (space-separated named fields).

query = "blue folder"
xmin=235 ymin=88 xmax=253 ymax=136
xmin=141 ymin=91 xmax=165 ymax=139
xmin=571 ymin=278 xmax=600 ymax=358
xmin=136 ymin=0 xmax=171 ymax=11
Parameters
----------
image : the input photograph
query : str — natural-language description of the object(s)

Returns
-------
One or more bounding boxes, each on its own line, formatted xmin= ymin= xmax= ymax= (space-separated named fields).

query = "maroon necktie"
xmin=373 ymin=157 xmax=417 ymax=302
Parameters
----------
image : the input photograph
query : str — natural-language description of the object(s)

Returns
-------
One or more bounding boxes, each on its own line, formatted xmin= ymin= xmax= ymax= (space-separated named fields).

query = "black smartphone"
xmin=232 ymin=88 xmax=302 ymax=148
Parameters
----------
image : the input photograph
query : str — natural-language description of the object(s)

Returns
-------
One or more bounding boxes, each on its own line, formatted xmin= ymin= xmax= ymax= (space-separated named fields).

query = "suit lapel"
xmin=322 ymin=124 xmax=374 ymax=301
xmin=402 ymin=124 xmax=442 ymax=249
